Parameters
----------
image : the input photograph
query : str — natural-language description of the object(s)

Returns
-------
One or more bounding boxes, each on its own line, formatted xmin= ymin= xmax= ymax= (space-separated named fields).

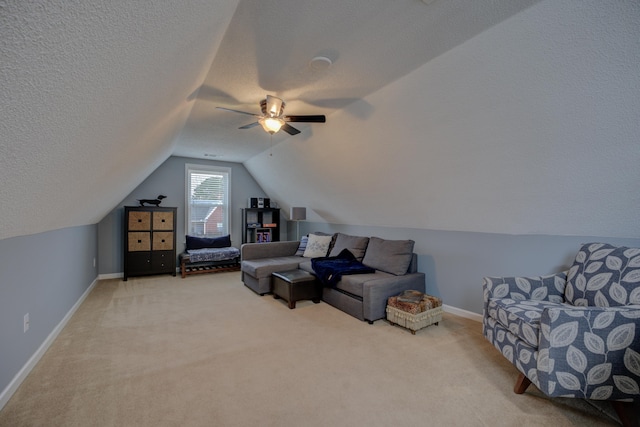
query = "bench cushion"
xmin=184 ymin=247 xmax=239 ymax=263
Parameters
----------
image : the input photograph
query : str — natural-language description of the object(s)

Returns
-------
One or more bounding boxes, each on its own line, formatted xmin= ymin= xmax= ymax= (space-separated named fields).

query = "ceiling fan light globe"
xmin=259 ymin=117 xmax=284 ymax=134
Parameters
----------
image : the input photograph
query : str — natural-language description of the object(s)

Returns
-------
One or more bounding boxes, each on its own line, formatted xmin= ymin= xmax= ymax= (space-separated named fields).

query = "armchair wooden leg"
xmin=611 ymin=401 xmax=640 ymax=427
xmin=514 ymin=373 xmax=532 ymax=394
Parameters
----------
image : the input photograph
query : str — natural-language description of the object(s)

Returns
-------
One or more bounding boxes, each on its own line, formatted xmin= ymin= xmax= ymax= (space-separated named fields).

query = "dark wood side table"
xmin=272 ymin=269 xmax=322 ymax=309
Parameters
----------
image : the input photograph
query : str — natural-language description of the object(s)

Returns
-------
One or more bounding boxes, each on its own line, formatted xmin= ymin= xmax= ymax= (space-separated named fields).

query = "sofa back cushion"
xmin=329 ymin=233 xmax=369 ymax=261
xmin=565 ymin=243 xmax=640 ymax=307
xmin=362 ymin=237 xmax=415 ymax=276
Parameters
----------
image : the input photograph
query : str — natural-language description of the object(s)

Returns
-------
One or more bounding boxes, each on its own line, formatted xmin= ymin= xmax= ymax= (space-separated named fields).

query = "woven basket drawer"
xmin=128 ymin=232 xmax=151 ymax=251
xmin=152 ymin=232 xmax=174 ymax=250
xmin=128 ymin=211 xmax=151 ymax=230
xmin=153 ymin=211 xmax=174 ymax=230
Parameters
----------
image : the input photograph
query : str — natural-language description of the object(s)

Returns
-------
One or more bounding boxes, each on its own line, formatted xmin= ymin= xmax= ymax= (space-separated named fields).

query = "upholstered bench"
xmin=179 ymin=236 xmax=240 ymax=278
xmin=386 ymin=290 xmax=443 ymax=334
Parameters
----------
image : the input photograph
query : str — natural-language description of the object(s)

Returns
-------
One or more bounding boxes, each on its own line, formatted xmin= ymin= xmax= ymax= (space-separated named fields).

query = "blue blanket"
xmin=311 ymin=249 xmax=375 ymax=288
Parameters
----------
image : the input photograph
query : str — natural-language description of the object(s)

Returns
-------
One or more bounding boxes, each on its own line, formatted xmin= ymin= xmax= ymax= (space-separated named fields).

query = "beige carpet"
xmin=0 ymin=272 xmax=621 ymax=426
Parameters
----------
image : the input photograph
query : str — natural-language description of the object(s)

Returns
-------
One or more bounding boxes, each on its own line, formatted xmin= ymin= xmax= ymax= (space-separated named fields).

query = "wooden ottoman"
xmin=386 ymin=290 xmax=443 ymax=334
xmin=272 ymin=269 xmax=322 ymax=309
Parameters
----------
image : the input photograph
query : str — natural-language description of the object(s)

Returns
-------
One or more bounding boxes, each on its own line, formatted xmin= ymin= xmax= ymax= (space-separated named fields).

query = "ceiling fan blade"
xmin=216 ymin=107 xmax=261 ymax=117
xmin=239 ymin=122 xmax=260 ymax=129
xmin=285 ymin=115 xmax=326 ymax=123
xmin=281 ymin=123 xmax=301 ymax=135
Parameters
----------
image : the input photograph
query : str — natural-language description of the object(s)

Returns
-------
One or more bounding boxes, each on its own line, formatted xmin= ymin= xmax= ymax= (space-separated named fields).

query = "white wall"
xmin=246 ymin=0 xmax=640 ymax=239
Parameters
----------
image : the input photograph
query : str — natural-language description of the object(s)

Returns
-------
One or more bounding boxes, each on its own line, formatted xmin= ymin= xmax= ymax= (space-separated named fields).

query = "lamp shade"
xmin=290 ymin=207 xmax=306 ymax=221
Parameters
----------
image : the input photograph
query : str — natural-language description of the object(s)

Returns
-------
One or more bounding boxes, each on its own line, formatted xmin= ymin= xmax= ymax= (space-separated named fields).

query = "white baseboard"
xmin=98 ymin=272 xmax=123 ymax=280
xmin=0 ymin=276 xmax=99 ymax=411
xmin=98 ymin=270 xmax=180 ymax=280
xmin=442 ymin=304 xmax=482 ymax=322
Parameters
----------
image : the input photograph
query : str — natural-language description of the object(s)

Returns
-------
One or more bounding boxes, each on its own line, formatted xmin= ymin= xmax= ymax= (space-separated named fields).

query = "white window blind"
xmin=185 ymin=165 xmax=230 ymax=238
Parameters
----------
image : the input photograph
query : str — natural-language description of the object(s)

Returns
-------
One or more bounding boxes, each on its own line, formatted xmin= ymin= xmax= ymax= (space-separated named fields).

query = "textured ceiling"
xmin=0 ymin=0 xmax=240 ymax=240
xmin=174 ymin=0 xmax=542 ymax=162
xmin=4 ymin=0 xmax=635 ymax=242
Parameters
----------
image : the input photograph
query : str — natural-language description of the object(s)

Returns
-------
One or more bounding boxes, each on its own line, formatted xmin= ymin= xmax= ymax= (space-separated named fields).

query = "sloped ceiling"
xmin=246 ymin=0 xmax=640 ymax=238
xmin=175 ymin=0 xmax=542 ymax=162
xmin=1 ymin=0 xmax=639 ymax=242
xmin=0 ymin=0 xmax=540 ymax=241
xmin=0 ymin=0 xmax=239 ymax=240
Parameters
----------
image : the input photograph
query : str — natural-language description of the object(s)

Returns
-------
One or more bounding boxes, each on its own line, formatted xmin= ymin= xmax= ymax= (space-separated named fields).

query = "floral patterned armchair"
xmin=483 ymin=243 xmax=640 ymax=426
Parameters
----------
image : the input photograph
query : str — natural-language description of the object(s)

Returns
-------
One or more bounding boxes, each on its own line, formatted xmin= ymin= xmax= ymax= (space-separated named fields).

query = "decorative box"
xmin=386 ymin=291 xmax=443 ymax=335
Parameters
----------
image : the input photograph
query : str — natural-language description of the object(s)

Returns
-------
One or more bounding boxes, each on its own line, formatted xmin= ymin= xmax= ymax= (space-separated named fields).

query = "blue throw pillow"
xmin=186 ymin=235 xmax=231 ymax=250
xmin=295 ymin=235 xmax=308 ymax=256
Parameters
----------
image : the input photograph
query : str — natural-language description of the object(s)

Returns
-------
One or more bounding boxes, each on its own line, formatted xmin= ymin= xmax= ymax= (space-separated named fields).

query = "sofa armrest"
xmin=241 ymin=241 xmax=300 ymax=260
xmin=362 ymin=272 xmax=426 ymax=322
xmin=482 ymin=272 xmax=567 ymax=311
xmin=537 ymin=305 xmax=640 ymax=400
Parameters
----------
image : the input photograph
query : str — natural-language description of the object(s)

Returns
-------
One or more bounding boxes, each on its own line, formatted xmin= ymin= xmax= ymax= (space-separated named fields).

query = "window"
xmin=185 ymin=164 xmax=231 ymax=238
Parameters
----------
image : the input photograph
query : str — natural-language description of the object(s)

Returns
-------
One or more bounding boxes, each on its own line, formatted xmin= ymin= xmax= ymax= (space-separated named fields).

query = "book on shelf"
xmin=262 ymin=223 xmax=277 ymax=228
xmin=256 ymin=230 xmax=272 ymax=243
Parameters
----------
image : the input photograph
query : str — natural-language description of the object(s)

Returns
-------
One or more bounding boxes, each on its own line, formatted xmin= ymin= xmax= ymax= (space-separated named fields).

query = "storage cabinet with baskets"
xmin=124 ymin=206 xmax=177 ymax=280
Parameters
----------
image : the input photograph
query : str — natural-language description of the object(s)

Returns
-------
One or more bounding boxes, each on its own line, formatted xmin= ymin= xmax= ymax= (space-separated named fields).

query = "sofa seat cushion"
xmin=300 ymin=259 xmax=395 ymax=298
xmin=334 ymin=271 xmax=395 ymax=298
xmin=298 ymin=259 xmax=313 ymax=273
xmin=241 ymin=256 xmax=303 ymax=279
xmin=488 ymin=298 xmax=562 ymax=347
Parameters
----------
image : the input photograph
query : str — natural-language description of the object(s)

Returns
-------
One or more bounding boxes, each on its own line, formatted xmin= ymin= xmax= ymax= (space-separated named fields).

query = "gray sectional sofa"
xmin=240 ymin=233 xmax=426 ymax=323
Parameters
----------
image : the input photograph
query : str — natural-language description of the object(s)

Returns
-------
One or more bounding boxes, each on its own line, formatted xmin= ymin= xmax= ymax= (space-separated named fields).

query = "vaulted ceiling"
xmin=1 ymin=0 xmax=639 ymax=241
xmin=175 ymin=0 xmax=541 ymax=162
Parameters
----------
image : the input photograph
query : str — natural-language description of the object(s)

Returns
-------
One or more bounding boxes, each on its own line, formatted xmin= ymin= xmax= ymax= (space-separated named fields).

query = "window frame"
xmin=185 ymin=164 xmax=231 ymax=239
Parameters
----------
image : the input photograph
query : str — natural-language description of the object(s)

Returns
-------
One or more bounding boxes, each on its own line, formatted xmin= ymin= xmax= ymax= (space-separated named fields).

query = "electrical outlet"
xmin=24 ymin=313 xmax=29 ymax=333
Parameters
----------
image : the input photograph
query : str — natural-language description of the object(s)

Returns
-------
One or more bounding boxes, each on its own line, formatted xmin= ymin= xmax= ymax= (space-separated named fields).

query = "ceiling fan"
xmin=216 ymin=95 xmax=326 ymax=135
